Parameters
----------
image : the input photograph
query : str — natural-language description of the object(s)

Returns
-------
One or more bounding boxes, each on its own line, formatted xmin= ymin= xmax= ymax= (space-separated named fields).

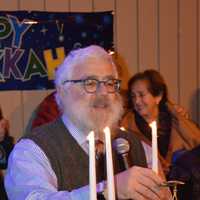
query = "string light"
xmin=23 ymin=20 xmax=38 ymax=24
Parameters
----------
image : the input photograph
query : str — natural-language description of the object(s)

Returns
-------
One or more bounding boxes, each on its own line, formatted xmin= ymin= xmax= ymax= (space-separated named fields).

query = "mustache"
xmin=91 ymin=96 xmax=110 ymax=108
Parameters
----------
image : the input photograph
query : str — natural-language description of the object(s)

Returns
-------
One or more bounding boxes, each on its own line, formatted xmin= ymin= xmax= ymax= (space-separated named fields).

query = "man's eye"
xmin=85 ymin=79 xmax=97 ymax=86
xmin=106 ymin=80 xmax=115 ymax=86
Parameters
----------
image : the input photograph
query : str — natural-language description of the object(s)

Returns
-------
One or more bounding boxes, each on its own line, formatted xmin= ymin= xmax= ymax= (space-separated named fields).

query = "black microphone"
xmin=114 ymin=138 xmax=131 ymax=169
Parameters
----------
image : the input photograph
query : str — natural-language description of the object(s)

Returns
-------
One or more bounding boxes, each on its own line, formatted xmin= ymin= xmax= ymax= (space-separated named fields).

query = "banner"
xmin=0 ymin=11 xmax=113 ymax=90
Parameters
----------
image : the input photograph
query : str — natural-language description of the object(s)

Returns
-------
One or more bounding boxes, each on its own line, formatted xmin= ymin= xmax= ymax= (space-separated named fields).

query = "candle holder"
xmin=160 ymin=180 xmax=185 ymax=200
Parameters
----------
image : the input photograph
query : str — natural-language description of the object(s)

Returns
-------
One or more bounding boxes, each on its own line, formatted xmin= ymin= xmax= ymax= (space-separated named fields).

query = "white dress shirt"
xmin=5 ymin=115 xmax=152 ymax=200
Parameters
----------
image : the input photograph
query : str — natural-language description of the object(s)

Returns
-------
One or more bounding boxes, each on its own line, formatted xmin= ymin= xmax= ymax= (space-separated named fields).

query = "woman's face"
xmin=130 ymin=80 xmax=162 ymax=121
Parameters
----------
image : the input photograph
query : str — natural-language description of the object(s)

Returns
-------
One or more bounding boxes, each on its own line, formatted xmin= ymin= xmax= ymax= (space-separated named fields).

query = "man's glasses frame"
xmin=62 ymin=78 xmax=121 ymax=93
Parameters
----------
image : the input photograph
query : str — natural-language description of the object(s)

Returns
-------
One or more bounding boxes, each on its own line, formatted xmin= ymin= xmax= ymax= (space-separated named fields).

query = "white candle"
xmin=149 ymin=121 xmax=158 ymax=174
xmin=87 ymin=131 xmax=97 ymax=200
xmin=104 ymin=127 xmax=116 ymax=200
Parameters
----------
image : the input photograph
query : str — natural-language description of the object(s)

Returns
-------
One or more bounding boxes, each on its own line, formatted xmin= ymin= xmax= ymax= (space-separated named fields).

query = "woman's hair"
xmin=127 ymin=69 xmax=168 ymax=110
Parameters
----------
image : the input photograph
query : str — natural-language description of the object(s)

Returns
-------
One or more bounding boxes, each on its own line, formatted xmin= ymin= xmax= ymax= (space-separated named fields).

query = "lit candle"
xmin=149 ymin=121 xmax=158 ymax=174
xmin=104 ymin=127 xmax=116 ymax=200
xmin=87 ymin=131 xmax=97 ymax=200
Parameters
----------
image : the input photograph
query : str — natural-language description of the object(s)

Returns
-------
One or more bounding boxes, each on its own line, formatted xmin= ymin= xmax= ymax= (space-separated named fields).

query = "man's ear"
xmin=56 ymin=86 xmax=64 ymax=101
xmin=57 ymin=85 xmax=65 ymax=95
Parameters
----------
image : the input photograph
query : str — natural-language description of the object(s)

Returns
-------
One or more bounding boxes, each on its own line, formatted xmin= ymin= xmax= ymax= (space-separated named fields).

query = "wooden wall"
xmin=0 ymin=0 xmax=200 ymax=141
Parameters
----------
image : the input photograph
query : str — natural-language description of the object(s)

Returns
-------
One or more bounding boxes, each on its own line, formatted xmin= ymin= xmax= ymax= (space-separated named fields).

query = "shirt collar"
xmin=61 ymin=114 xmax=87 ymax=147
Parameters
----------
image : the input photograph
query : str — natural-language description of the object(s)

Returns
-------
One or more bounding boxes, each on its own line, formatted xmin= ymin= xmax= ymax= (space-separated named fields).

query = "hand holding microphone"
xmin=113 ymin=137 xmax=171 ymax=200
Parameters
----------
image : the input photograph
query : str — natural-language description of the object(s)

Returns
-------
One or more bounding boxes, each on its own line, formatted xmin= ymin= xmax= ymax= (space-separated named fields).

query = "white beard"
xmin=65 ymin=93 xmax=124 ymax=135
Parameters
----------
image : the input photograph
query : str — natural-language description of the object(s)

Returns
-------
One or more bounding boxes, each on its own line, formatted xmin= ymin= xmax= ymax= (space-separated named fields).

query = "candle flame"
xmin=103 ymin=126 xmax=110 ymax=133
xmin=120 ymin=126 xmax=126 ymax=131
xmin=149 ymin=120 xmax=156 ymax=128
xmin=87 ymin=131 xmax=94 ymax=141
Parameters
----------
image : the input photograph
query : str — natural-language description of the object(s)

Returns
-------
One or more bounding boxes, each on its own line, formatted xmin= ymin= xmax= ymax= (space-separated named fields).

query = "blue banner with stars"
xmin=0 ymin=11 xmax=113 ymax=90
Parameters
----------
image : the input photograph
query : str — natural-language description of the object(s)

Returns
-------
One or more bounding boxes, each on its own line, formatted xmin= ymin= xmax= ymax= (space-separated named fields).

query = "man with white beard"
xmin=5 ymin=45 xmax=171 ymax=200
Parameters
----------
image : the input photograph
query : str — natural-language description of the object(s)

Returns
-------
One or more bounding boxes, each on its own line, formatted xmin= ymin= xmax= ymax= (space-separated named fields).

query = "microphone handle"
xmin=121 ymin=154 xmax=132 ymax=200
xmin=121 ymin=153 xmax=130 ymax=170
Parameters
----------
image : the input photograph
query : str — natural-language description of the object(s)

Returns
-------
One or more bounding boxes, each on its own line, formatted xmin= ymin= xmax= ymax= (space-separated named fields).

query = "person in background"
xmin=24 ymin=91 xmax=60 ymax=134
xmin=120 ymin=69 xmax=200 ymax=199
xmin=5 ymin=46 xmax=171 ymax=200
xmin=0 ymin=107 xmax=14 ymax=200
xmin=120 ymin=69 xmax=200 ymax=169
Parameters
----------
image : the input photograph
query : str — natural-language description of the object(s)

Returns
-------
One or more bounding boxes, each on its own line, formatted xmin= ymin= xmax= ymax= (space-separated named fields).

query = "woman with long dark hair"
xmin=120 ymin=69 xmax=200 ymax=199
xmin=120 ymin=69 xmax=200 ymax=169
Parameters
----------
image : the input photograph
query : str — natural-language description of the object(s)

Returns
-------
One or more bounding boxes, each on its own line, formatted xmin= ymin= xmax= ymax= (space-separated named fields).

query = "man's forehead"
xmin=72 ymin=60 xmax=118 ymax=78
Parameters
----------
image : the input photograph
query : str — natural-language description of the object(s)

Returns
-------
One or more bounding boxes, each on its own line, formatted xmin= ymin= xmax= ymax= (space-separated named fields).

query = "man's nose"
xmin=97 ymin=83 xmax=108 ymax=94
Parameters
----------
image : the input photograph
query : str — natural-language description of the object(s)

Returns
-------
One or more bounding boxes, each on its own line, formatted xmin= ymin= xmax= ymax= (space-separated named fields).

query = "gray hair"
xmin=54 ymin=45 xmax=118 ymax=110
xmin=54 ymin=45 xmax=118 ymax=87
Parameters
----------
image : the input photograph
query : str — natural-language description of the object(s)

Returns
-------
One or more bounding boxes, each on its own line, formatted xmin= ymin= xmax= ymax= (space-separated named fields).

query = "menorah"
xmin=160 ymin=180 xmax=185 ymax=200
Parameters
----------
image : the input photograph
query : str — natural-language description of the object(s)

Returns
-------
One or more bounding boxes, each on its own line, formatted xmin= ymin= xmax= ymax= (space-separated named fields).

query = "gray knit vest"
xmin=23 ymin=118 xmax=147 ymax=191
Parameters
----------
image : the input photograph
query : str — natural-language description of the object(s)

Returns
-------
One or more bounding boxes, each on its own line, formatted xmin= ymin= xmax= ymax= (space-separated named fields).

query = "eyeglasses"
xmin=62 ymin=78 xmax=121 ymax=93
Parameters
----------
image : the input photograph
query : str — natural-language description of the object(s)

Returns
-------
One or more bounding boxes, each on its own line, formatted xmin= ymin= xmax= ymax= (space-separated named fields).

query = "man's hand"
xmin=115 ymin=166 xmax=171 ymax=200
xmin=0 ymin=118 xmax=9 ymax=142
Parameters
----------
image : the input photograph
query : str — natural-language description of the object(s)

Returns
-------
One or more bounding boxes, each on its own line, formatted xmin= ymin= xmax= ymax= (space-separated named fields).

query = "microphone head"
xmin=114 ymin=138 xmax=130 ymax=155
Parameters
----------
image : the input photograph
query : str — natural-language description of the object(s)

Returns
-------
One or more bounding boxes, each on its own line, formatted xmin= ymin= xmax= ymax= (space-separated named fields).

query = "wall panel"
xmin=19 ymin=0 xmax=44 ymax=10
xmin=179 ymin=0 xmax=198 ymax=121
xmin=69 ymin=0 xmax=92 ymax=12
xmin=115 ymin=0 xmax=138 ymax=89
xmin=138 ymin=0 xmax=158 ymax=71
xmin=159 ymin=0 xmax=178 ymax=102
xmin=45 ymin=0 xmax=69 ymax=11
xmin=93 ymin=0 xmax=114 ymax=11
xmin=0 ymin=0 xmax=18 ymax=10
